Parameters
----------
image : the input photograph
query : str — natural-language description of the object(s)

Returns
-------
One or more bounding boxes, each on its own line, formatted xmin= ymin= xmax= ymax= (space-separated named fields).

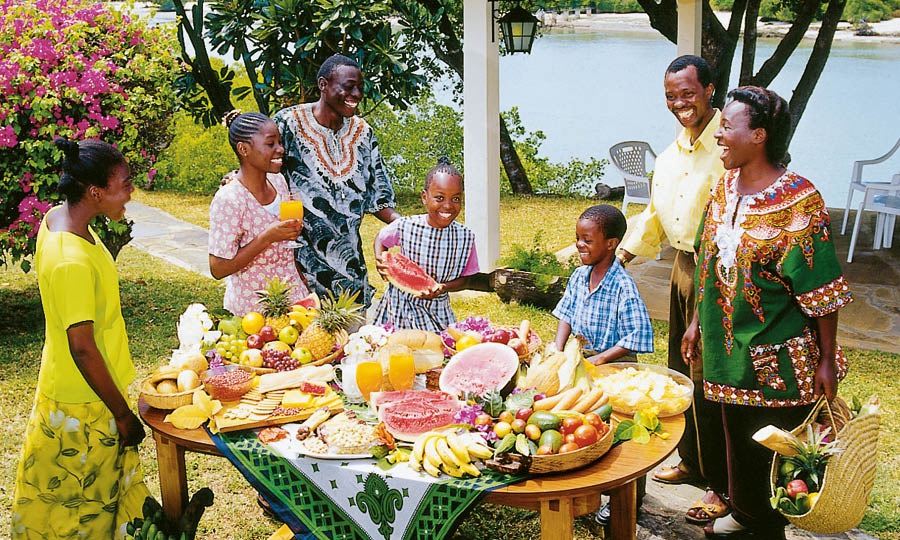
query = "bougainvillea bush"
xmin=0 ymin=0 xmax=181 ymax=269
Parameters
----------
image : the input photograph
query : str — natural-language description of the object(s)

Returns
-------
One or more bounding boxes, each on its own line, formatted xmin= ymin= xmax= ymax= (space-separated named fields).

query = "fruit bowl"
xmin=528 ymin=421 xmax=614 ymax=474
xmin=201 ymin=366 xmax=254 ymax=401
xmin=592 ymin=362 xmax=693 ymax=417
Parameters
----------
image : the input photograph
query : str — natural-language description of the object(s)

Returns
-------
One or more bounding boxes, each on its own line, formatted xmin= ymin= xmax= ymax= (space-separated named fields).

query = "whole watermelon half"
xmin=383 ymin=252 xmax=439 ymax=295
xmin=439 ymin=343 xmax=520 ymax=398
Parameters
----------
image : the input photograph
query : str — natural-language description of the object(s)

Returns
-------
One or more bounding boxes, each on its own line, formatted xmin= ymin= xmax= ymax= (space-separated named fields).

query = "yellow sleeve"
xmin=620 ymin=199 xmax=666 ymax=259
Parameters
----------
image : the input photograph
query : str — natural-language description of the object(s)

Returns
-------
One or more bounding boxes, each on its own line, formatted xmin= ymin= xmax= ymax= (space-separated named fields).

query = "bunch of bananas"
xmin=409 ymin=429 xmax=494 ymax=478
xmin=288 ymin=305 xmax=318 ymax=330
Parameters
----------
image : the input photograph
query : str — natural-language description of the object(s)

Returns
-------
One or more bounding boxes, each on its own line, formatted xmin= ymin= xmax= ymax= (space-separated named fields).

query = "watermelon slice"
xmin=439 ymin=343 xmax=520 ymax=397
xmin=383 ymin=252 xmax=439 ymax=295
xmin=293 ymin=292 xmax=320 ymax=310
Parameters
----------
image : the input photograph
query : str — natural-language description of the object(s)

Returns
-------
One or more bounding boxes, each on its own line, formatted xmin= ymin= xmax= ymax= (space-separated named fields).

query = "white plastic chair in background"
xmin=840 ymin=137 xmax=900 ymax=235
xmin=847 ymin=180 xmax=900 ymax=263
xmin=609 ymin=141 xmax=656 ymax=216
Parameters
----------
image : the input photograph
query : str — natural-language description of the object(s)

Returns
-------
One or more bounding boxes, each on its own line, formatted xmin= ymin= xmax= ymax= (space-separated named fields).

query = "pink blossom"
xmin=0 ymin=125 xmax=18 ymax=147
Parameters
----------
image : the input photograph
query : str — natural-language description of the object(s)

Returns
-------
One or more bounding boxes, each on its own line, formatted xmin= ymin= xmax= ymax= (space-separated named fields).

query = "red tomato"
xmin=560 ymin=416 xmax=583 ymax=436
xmin=573 ymin=425 xmax=599 ymax=447
xmin=565 ymin=434 xmax=576 ymax=444
xmin=559 ymin=442 xmax=580 ymax=454
xmin=498 ymin=410 xmax=515 ymax=424
xmin=516 ymin=408 xmax=533 ymax=421
xmin=511 ymin=419 xmax=527 ymax=434
xmin=583 ymin=413 xmax=603 ymax=429
xmin=525 ymin=424 xmax=542 ymax=441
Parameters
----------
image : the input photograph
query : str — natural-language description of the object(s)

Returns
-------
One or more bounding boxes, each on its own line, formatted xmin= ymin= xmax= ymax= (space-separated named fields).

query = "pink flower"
xmin=0 ymin=124 xmax=18 ymax=147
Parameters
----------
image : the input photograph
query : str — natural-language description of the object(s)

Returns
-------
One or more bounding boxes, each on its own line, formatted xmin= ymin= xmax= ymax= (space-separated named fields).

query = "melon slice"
xmin=383 ymin=252 xmax=438 ymax=295
xmin=439 ymin=342 xmax=520 ymax=398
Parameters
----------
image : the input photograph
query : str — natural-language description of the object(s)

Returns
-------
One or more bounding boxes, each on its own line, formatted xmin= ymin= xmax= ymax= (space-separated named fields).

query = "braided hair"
xmin=54 ymin=138 xmax=126 ymax=204
xmin=424 ymin=156 xmax=463 ymax=190
xmin=224 ymin=110 xmax=272 ymax=160
xmin=579 ymin=204 xmax=627 ymax=241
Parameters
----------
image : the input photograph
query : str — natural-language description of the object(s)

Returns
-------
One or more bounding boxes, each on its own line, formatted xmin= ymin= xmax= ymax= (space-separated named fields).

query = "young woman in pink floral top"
xmin=208 ymin=111 xmax=308 ymax=316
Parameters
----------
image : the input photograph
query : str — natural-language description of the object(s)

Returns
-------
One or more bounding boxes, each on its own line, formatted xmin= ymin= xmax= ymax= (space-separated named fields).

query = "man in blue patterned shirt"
xmin=553 ymin=204 xmax=654 ymax=362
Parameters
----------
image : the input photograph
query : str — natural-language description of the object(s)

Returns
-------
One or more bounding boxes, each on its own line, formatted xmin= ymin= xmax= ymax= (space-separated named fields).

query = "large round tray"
xmin=592 ymin=362 xmax=693 ymax=417
xmin=528 ymin=421 xmax=614 ymax=474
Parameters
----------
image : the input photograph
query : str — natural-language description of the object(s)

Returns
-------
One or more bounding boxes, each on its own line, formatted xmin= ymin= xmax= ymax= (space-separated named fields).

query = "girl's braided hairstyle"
xmin=224 ymin=110 xmax=272 ymax=159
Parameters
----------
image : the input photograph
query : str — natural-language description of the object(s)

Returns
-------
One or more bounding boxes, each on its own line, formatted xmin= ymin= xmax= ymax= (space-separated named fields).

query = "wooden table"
xmin=139 ymin=398 xmax=683 ymax=540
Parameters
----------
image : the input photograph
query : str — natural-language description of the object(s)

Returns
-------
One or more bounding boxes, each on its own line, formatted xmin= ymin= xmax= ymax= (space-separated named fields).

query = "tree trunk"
xmin=740 ymin=2 xmax=759 ymax=83
xmin=172 ymin=0 xmax=234 ymax=121
xmin=500 ymin=118 xmax=533 ymax=194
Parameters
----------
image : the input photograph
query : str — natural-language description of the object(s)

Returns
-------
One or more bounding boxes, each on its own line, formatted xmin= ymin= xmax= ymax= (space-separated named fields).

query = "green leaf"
xmin=38 ymin=493 xmax=58 ymax=504
xmin=614 ymin=420 xmax=636 ymax=443
xmin=61 ymin=448 xmax=79 ymax=457
xmin=83 ymin=472 xmax=97 ymax=489
xmin=47 ymin=476 xmax=62 ymax=490
xmin=79 ymin=513 xmax=100 ymax=524
xmin=494 ymin=433 xmax=516 ymax=455
xmin=63 ymin=496 xmax=86 ymax=508
xmin=100 ymin=437 xmax=118 ymax=447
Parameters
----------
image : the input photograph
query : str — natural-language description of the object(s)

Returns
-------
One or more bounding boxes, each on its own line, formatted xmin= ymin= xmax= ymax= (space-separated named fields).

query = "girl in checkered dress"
xmin=372 ymin=157 xmax=479 ymax=332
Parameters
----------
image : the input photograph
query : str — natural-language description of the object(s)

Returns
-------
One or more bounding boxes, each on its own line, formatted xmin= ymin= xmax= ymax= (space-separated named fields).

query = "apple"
xmin=246 ymin=334 xmax=264 ymax=349
xmin=515 ymin=407 xmax=533 ymax=421
xmin=483 ymin=329 xmax=511 ymax=344
xmin=217 ymin=316 xmax=241 ymax=336
xmin=239 ymin=349 xmax=264 ymax=368
xmin=258 ymin=325 xmax=277 ymax=342
xmin=786 ymin=479 xmax=808 ymax=498
xmin=507 ymin=337 xmax=527 ymax=356
xmin=278 ymin=325 xmax=300 ymax=345
xmin=291 ymin=347 xmax=313 ymax=365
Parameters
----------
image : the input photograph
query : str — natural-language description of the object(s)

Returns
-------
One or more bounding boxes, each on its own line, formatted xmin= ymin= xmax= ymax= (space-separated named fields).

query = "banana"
xmin=424 ymin=436 xmax=444 ymax=470
xmin=441 ymin=462 xmax=465 ymax=478
xmin=459 ymin=462 xmax=481 ymax=477
xmin=422 ymin=456 xmax=442 ymax=477
xmin=435 ymin=436 xmax=462 ymax=468
xmin=412 ymin=431 xmax=440 ymax=463
xmin=445 ymin=431 xmax=471 ymax=464
xmin=408 ymin=451 xmax=422 ymax=472
xmin=464 ymin=439 xmax=494 ymax=460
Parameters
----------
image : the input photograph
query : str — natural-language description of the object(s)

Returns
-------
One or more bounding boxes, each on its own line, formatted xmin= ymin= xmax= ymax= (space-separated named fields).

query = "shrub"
xmin=499 ymin=231 xmax=579 ymax=277
xmin=0 ymin=0 xmax=180 ymax=270
xmin=845 ymin=0 xmax=898 ymax=22
xmin=150 ymin=112 xmax=234 ymax=195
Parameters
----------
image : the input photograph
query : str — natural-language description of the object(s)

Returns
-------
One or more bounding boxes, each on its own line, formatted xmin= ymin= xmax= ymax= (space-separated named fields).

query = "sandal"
xmin=652 ymin=462 xmax=696 ymax=484
xmin=686 ymin=490 xmax=729 ymax=525
xmin=703 ymin=515 xmax=748 ymax=538
xmin=257 ymin=493 xmax=277 ymax=519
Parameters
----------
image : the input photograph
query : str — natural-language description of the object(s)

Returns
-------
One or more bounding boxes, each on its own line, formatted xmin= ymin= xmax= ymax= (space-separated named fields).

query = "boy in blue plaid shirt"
xmin=553 ymin=204 xmax=654 ymax=364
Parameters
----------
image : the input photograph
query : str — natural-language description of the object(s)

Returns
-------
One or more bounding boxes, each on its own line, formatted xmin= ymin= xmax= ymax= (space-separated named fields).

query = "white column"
xmin=463 ymin=0 xmax=501 ymax=271
xmin=676 ymin=0 xmax=703 ymax=56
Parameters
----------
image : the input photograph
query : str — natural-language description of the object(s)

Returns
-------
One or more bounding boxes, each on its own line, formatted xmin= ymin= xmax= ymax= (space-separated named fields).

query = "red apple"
xmin=246 ymin=333 xmax=264 ymax=349
xmin=786 ymin=479 xmax=808 ymax=498
xmin=258 ymin=325 xmax=277 ymax=342
xmin=515 ymin=407 xmax=533 ymax=421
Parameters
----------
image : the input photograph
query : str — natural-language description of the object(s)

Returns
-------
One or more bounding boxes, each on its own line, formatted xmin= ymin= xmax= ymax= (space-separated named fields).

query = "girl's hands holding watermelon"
xmin=415 ymin=283 xmax=446 ymax=300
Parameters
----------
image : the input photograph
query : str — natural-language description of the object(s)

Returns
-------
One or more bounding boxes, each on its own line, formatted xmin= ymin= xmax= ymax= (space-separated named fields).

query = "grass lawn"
xmin=2 ymin=193 xmax=897 ymax=539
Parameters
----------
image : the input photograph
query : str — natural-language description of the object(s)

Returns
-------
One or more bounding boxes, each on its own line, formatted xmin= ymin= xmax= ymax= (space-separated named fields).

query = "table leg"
xmin=609 ymin=480 xmax=637 ymax=540
xmin=152 ymin=430 xmax=188 ymax=522
xmin=539 ymin=497 xmax=575 ymax=540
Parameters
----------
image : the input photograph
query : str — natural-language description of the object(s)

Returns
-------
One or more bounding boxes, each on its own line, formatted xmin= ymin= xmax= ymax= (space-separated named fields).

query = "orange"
xmin=241 ymin=311 xmax=265 ymax=335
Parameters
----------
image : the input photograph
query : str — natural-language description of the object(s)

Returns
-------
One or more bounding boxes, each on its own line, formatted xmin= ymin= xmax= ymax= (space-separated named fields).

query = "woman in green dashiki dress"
xmin=682 ymin=87 xmax=852 ymax=539
xmin=273 ymin=55 xmax=400 ymax=307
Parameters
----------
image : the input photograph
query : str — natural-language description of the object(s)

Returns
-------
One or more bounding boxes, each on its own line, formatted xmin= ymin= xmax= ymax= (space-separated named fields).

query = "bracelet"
xmin=617 ymin=255 xmax=629 ymax=267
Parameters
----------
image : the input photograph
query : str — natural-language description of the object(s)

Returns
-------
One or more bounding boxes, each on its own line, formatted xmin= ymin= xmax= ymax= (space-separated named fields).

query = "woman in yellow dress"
xmin=11 ymin=138 xmax=150 ymax=538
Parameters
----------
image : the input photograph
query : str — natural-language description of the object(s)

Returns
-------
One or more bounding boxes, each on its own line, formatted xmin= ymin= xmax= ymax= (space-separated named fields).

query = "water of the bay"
xmin=495 ymin=28 xmax=900 ymax=207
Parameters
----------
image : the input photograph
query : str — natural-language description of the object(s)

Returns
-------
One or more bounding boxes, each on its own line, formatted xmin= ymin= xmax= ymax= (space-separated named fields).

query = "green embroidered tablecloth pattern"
xmin=211 ymin=428 xmax=527 ymax=540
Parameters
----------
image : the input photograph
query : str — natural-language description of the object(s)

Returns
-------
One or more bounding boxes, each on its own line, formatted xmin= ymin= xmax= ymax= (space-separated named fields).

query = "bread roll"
xmin=387 ymin=329 xmax=444 ymax=354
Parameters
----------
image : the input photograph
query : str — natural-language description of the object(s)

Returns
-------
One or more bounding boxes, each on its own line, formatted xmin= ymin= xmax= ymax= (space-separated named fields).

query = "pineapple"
xmin=782 ymin=424 xmax=841 ymax=492
xmin=256 ymin=277 xmax=294 ymax=333
xmin=296 ymin=288 xmax=364 ymax=360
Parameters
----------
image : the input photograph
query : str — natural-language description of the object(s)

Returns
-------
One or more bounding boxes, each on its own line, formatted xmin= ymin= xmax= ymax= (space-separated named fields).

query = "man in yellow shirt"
xmin=617 ymin=55 xmax=729 ymax=524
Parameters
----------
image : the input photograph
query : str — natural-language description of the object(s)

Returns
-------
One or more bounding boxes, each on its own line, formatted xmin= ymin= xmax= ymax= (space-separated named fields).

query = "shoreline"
xmin=540 ymin=11 xmax=900 ymax=44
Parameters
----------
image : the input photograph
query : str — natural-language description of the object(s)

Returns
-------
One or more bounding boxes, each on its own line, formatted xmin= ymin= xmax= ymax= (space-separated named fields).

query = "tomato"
xmin=511 ymin=419 xmax=527 ymax=434
xmin=559 ymin=442 xmax=580 ymax=454
xmin=515 ymin=408 xmax=533 ymax=421
xmin=524 ymin=424 xmax=542 ymax=441
xmin=786 ymin=479 xmax=808 ymax=498
xmin=573 ymin=425 xmax=599 ymax=447
xmin=565 ymin=434 xmax=576 ymax=444
xmin=583 ymin=413 xmax=603 ymax=430
xmin=560 ymin=416 xmax=583 ymax=436
xmin=493 ymin=421 xmax=512 ymax=438
xmin=475 ymin=413 xmax=493 ymax=426
xmin=498 ymin=410 xmax=515 ymax=424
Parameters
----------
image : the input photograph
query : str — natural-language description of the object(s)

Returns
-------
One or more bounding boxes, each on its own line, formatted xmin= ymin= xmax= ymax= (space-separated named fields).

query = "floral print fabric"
xmin=208 ymin=173 xmax=308 ymax=316
xmin=696 ymin=170 xmax=853 ymax=407
xmin=11 ymin=393 xmax=149 ymax=539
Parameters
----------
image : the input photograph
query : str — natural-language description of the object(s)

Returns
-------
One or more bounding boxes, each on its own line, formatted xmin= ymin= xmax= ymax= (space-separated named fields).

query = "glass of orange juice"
xmin=355 ymin=360 xmax=383 ymax=404
xmin=388 ymin=352 xmax=415 ymax=391
xmin=279 ymin=192 xmax=304 ymax=248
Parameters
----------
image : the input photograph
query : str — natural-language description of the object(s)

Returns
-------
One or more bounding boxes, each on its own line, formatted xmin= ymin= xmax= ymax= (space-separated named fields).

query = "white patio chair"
xmin=609 ymin=141 xmax=656 ymax=216
xmin=840 ymin=137 xmax=900 ymax=235
xmin=847 ymin=181 xmax=900 ymax=263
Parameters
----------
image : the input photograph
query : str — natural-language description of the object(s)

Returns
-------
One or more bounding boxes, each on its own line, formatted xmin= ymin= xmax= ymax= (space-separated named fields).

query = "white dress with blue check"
xmin=373 ymin=215 xmax=476 ymax=332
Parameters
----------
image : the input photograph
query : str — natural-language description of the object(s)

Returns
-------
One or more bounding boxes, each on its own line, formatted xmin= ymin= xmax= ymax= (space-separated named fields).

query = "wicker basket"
xmin=445 ymin=327 xmax=542 ymax=363
xmin=139 ymin=376 xmax=194 ymax=410
xmin=528 ymin=421 xmax=614 ymax=474
xmin=769 ymin=396 xmax=880 ymax=534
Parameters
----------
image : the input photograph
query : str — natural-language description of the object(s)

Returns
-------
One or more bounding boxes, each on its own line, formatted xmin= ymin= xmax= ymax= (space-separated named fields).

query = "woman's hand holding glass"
xmin=279 ymin=192 xmax=304 ymax=248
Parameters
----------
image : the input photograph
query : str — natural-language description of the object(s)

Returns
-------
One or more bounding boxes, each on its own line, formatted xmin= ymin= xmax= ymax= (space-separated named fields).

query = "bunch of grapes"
xmin=261 ymin=349 xmax=299 ymax=371
xmin=215 ymin=334 xmax=247 ymax=361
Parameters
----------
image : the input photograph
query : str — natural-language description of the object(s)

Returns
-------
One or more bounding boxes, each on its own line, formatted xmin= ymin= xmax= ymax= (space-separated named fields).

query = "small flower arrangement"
xmin=344 ymin=324 xmax=394 ymax=360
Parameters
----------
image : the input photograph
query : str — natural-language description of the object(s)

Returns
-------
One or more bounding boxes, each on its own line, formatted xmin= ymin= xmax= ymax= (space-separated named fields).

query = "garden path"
xmin=125 ymin=200 xmax=884 ymax=538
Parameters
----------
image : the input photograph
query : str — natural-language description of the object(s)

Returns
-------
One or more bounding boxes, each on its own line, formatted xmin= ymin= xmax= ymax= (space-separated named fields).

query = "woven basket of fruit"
xmin=443 ymin=323 xmax=541 ymax=363
xmin=140 ymin=376 xmax=194 ymax=410
xmin=528 ymin=421 xmax=614 ymax=474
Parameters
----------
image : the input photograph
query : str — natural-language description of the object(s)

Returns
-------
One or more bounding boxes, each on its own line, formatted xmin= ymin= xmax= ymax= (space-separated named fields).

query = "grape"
xmin=261 ymin=348 xmax=298 ymax=371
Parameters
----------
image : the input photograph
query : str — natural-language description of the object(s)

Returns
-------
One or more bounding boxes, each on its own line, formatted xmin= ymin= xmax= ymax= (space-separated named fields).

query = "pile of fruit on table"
xmin=149 ymin=283 xmax=691 ymax=479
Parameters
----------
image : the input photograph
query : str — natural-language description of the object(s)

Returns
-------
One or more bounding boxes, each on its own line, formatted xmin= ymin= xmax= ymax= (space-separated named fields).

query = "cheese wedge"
xmin=282 ymin=389 xmax=314 ymax=409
